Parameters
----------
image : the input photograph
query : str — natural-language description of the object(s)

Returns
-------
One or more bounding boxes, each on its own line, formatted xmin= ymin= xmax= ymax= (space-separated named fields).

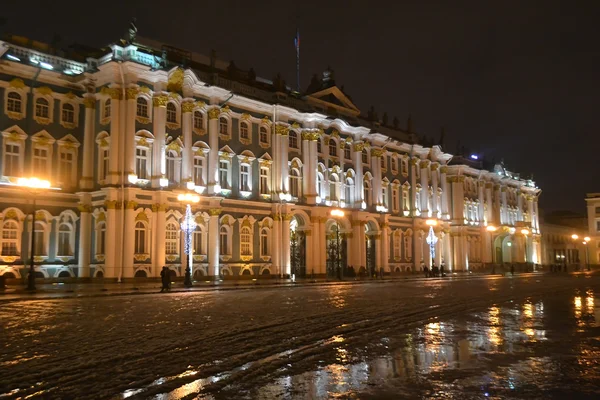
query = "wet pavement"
xmin=0 ymin=273 xmax=599 ymax=399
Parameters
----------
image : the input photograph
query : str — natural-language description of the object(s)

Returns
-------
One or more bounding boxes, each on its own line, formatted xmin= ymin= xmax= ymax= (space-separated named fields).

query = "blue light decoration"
xmin=470 ymin=154 xmax=478 ymax=160
xmin=425 ymin=225 xmax=438 ymax=267
xmin=180 ymin=204 xmax=196 ymax=271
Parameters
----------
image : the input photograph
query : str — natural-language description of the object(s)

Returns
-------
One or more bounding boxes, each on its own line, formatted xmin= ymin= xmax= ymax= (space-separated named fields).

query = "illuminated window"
xmin=35 ymin=98 xmax=49 ymax=118
xmin=62 ymin=103 xmax=74 ymax=123
xmin=7 ymin=92 xmax=22 ymax=113
xmin=136 ymin=97 xmax=148 ymax=117
xmin=166 ymin=102 xmax=177 ymax=123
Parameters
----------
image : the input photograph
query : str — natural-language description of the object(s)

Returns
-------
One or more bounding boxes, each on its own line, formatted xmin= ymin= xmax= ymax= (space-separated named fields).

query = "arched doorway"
xmin=326 ymin=219 xmax=347 ymax=278
xmin=290 ymin=216 xmax=306 ymax=278
xmin=134 ymin=269 xmax=147 ymax=278
xmin=494 ymin=235 xmax=513 ymax=264
xmin=365 ymin=223 xmax=377 ymax=277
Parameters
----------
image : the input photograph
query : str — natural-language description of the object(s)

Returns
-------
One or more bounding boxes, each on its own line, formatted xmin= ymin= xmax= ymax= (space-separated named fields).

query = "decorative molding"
xmin=9 ymin=78 xmax=25 ymax=89
xmin=182 ymin=101 xmax=195 ymax=113
xmin=83 ymin=97 xmax=96 ymax=109
xmin=78 ymin=204 xmax=92 ymax=213
xmin=208 ymin=108 xmax=220 ymax=120
xmin=126 ymin=88 xmax=139 ymax=100
xmin=101 ymin=87 xmax=122 ymax=100
xmin=209 ymin=209 xmax=222 ymax=216
xmin=152 ymin=95 xmax=168 ymax=107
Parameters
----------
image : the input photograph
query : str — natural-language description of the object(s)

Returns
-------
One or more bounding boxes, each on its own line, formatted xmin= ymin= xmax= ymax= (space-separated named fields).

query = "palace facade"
xmin=0 ymin=33 xmax=542 ymax=280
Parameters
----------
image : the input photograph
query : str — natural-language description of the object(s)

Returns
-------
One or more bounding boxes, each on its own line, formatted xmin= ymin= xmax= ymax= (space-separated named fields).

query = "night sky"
xmin=1 ymin=1 xmax=598 ymax=213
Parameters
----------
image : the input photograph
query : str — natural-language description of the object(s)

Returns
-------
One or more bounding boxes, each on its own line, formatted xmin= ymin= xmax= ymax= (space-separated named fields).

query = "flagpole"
xmin=295 ymin=28 xmax=300 ymax=93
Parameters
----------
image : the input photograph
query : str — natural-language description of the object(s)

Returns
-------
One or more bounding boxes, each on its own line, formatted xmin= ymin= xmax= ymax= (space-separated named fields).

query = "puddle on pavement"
xmin=245 ymin=290 xmax=600 ymax=399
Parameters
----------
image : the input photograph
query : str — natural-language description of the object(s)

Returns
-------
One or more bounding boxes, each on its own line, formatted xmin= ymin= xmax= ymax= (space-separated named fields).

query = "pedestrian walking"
xmin=440 ymin=264 xmax=445 ymax=277
xmin=510 ymin=264 xmax=514 ymax=276
xmin=424 ymin=266 xmax=429 ymax=278
xmin=160 ymin=267 xmax=171 ymax=292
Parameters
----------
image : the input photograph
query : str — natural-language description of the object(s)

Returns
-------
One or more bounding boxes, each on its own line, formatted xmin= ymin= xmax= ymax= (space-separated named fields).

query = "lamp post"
xmin=571 ymin=234 xmax=579 ymax=271
xmin=178 ymin=192 xmax=200 ymax=288
xmin=486 ymin=225 xmax=497 ymax=271
xmin=13 ymin=178 xmax=54 ymax=291
xmin=330 ymin=209 xmax=345 ymax=280
xmin=584 ymin=237 xmax=591 ymax=271
xmin=425 ymin=219 xmax=438 ymax=270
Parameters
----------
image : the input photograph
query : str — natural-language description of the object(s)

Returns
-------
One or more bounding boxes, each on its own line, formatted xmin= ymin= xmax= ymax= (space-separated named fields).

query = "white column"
xmin=501 ymin=187 xmax=508 ymax=224
xmin=281 ymin=130 xmax=289 ymax=194
xmin=122 ymin=201 xmax=136 ymax=278
xmin=371 ymin=149 xmax=382 ymax=207
xmin=494 ymin=185 xmax=502 ymax=224
xmin=125 ymin=89 xmax=137 ymax=177
xmin=310 ymin=217 xmax=319 ymax=274
xmin=420 ymin=160 xmax=429 ymax=216
xmin=107 ymin=90 xmax=121 ymax=185
xmin=80 ymin=95 xmax=96 ymax=189
xmin=104 ymin=200 xmax=118 ymax=278
xmin=440 ymin=167 xmax=449 ymax=219
xmin=477 ymin=182 xmax=485 ymax=224
xmin=152 ymin=95 xmax=167 ymax=188
xmin=181 ymin=101 xmax=194 ymax=184
xmin=272 ymin=214 xmax=281 ymax=276
xmin=208 ymin=209 xmax=220 ymax=276
xmin=353 ymin=143 xmax=364 ymax=207
xmin=375 ymin=234 xmax=382 ymax=271
xmin=485 ymin=183 xmax=493 ymax=224
xmin=410 ymin=158 xmax=419 ymax=216
xmin=272 ymin=129 xmax=280 ymax=194
xmin=533 ymin=199 xmax=540 ymax=231
xmin=77 ymin=204 xmax=92 ymax=277
xmin=301 ymin=134 xmax=311 ymax=200
xmin=415 ymin=230 xmax=423 ymax=267
xmin=451 ymin=177 xmax=465 ymax=224
xmin=207 ymin=108 xmax=220 ymax=194
xmin=443 ymin=233 xmax=452 ymax=270
xmin=431 ymin=164 xmax=439 ymax=217
xmin=358 ymin=221 xmax=366 ymax=269
xmin=381 ymin=223 xmax=390 ymax=272
xmin=527 ymin=195 xmax=535 ymax=227
xmin=282 ymin=213 xmax=291 ymax=276
xmin=517 ymin=192 xmax=524 ymax=221
xmin=153 ymin=203 xmax=166 ymax=276
xmin=434 ymin=230 xmax=442 ymax=266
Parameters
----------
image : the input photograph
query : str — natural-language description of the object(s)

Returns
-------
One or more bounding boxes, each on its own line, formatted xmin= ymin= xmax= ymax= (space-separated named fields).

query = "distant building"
xmin=0 ymin=31 xmax=541 ymax=280
xmin=539 ymin=210 xmax=589 ymax=269
xmin=585 ymin=193 xmax=600 ymax=265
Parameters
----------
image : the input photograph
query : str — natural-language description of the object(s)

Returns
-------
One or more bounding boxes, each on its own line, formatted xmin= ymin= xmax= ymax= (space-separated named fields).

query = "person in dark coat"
xmin=160 ymin=267 xmax=170 ymax=292
xmin=510 ymin=264 xmax=515 ymax=276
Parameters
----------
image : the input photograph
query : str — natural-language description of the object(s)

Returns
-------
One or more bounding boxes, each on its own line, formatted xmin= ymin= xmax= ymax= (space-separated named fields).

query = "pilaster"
xmin=77 ymin=198 xmax=92 ymax=277
xmin=80 ymin=95 xmax=96 ymax=189
xmin=152 ymin=95 xmax=168 ymax=188
xmin=181 ymin=100 xmax=194 ymax=184
xmin=207 ymin=108 xmax=220 ymax=194
xmin=125 ymin=88 xmax=137 ymax=178
xmin=208 ymin=208 xmax=221 ymax=276
xmin=107 ymin=87 xmax=121 ymax=185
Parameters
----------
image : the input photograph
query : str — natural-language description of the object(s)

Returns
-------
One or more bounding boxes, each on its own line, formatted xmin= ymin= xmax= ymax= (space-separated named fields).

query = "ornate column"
xmin=450 ymin=176 xmax=465 ymax=224
xmin=153 ymin=203 xmax=167 ymax=276
xmin=493 ymin=185 xmax=502 ymax=224
xmin=310 ymin=216 xmax=319 ymax=274
xmin=358 ymin=221 xmax=367 ymax=268
xmin=181 ymin=100 xmax=195 ymax=185
xmin=272 ymin=212 xmax=281 ymax=276
xmin=527 ymin=195 xmax=535 ymax=226
xmin=105 ymin=88 xmax=121 ymax=185
xmin=207 ymin=108 xmax=220 ymax=194
xmin=419 ymin=160 xmax=430 ymax=216
xmin=80 ymin=95 xmax=96 ymax=189
xmin=125 ymin=88 xmax=138 ymax=178
xmin=282 ymin=213 xmax=291 ymax=276
xmin=277 ymin=125 xmax=290 ymax=195
xmin=152 ymin=94 xmax=168 ymax=188
xmin=501 ymin=187 xmax=508 ymax=224
xmin=319 ymin=217 xmax=328 ymax=274
xmin=443 ymin=231 xmax=452 ymax=270
xmin=353 ymin=142 xmax=364 ymax=208
xmin=440 ymin=166 xmax=449 ymax=219
xmin=380 ymin=222 xmax=390 ymax=272
xmin=371 ymin=148 xmax=384 ymax=207
xmin=77 ymin=203 xmax=92 ymax=277
xmin=434 ymin=229 xmax=442 ymax=266
xmin=104 ymin=200 xmax=118 ymax=278
xmin=410 ymin=158 xmax=419 ymax=216
xmin=414 ymin=230 xmax=423 ymax=268
xmin=517 ymin=192 xmax=524 ymax=221
xmin=374 ymin=232 xmax=382 ymax=272
xmin=485 ymin=183 xmax=493 ymax=224
xmin=477 ymin=181 xmax=485 ymax=224
xmin=431 ymin=164 xmax=439 ymax=217
xmin=301 ymin=131 xmax=311 ymax=200
xmin=533 ymin=198 xmax=540 ymax=231
xmin=122 ymin=201 xmax=137 ymax=278
xmin=208 ymin=208 xmax=221 ymax=276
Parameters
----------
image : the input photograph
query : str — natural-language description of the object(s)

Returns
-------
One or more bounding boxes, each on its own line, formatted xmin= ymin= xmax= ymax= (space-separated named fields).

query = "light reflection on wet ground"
xmin=250 ymin=290 xmax=600 ymax=399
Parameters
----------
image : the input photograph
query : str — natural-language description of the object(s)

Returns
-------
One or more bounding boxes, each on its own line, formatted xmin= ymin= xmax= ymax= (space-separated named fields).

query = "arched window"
xmin=316 ymin=172 xmax=324 ymax=200
xmin=34 ymin=221 xmax=46 ymax=256
xmin=329 ymin=140 xmax=337 ymax=157
xmin=166 ymin=151 xmax=178 ymax=183
xmin=1 ymin=220 xmax=19 ymax=255
xmin=404 ymin=233 xmax=413 ymax=260
xmin=193 ymin=111 xmax=203 ymax=129
xmin=259 ymin=167 xmax=269 ymax=195
xmin=317 ymin=138 xmax=322 ymax=153
xmin=62 ymin=103 xmax=75 ymax=123
xmin=96 ymin=222 xmax=106 ymax=255
xmin=35 ymin=98 xmax=49 ymax=118
xmin=393 ymin=232 xmax=401 ymax=259
xmin=240 ymin=227 xmax=252 ymax=256
xmin=260 ymin=228 xmax=270 ymax=257
xmin=329 ymin=174 xmax=338 ymax=201
xmin=136 ymin=147 xmax=149 ymax=180
xmin=166 ymin=102 xmax=177 ymax=123
xmin=136 ymin=97 xmax=148 ymax=117
xmin=240 ymin=164 xmax=250 ymax=192
xmin=240 ymin=122 xmax=249 ymax=140
xmin=57 ymin=223 xmax=73 ymax=256
xmin=193 ymin=225 xmax=205 ymax=255
xmin=382 ymin=186 xmax=389 ymax=209
xmin=7 ymin=92 xmax=22 ymax=113
xmin=259 ymin=126 xmax=269 ymax=144
xmin=219 ymin=117 xmax=228 ymax=135
xmin=344 ymin=146 xmax=351 ymax=160
xmin=345 ymin=178 xmax=354 ymax=205
xmin=362 ymin=149 xmax=368 ymax=164
xmin=165 ymin=222 xmax=178 ymax=254
xmin=289 ymin=131 xmax=298 ymax=149
xmin=193 ymin=156 xmax=205 ymax=186
xmin=290 ymin=169 xmax=301 ymax=198
xmin=219 ymin=226 xmax=230 ymax=255
xmin=391 ymin=157 xmax=397 ymax=171
xmin=104 ymin=98 xmax=111 ymax=119
xmin=134 ymin=221 xmax=147 ymax=254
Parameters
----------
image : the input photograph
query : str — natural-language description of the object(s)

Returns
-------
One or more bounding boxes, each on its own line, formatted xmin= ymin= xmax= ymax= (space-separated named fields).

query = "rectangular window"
xmin=166 ymin=157 xmax=176 ymax=183
xmin=219 ymin=161 xmax=229 ymax=189
xmin=260 ymin=167 xmax=269 ymax=195
xmin=136 ymin=148 xmax=148 ymax=179
xmin=382 ymin=187 xmax=388 ymax=208
xmin=392 ymin=188 xmax=399 ymax=212
xmin=34 ymin=223 xmax=46 ymax=256
xmin=59 ymin=151 xmax=74 ymax=187
xmin=401 ymin=159 xmax=408 ymax=176
xmin=193 ymin=157 xmax=204 ymax=186
xmin=32 ymin=147 xmax=48 ymax=177
xmin=4 ymin=144 xmax=20 ymax=176
xmin=240 ymin=165 xmax=250 ymax=192
xmin=57 ymin=231 xmax=72 ymax=256
xmin=101 ymin=149 xmax=109 ymax=181
xmin=344 ymin=147 xmax=351 ymax=160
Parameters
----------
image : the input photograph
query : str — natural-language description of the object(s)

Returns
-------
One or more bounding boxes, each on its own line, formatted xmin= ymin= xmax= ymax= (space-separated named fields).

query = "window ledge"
xmin=134 ymin=254 xmax=150 ymax=262
xmin=7 ymin=111 xmax=25 ymax=121
xmin=57 ymin=255 xmax=75 ymax=262
xmin=193 ymin=255 xmax=207 ymax=262
xmin=194 ymin=128 xmax=207 ymax=135
xmin=0 ymin=255 xmax=20 ymax=263
xmin=260 ymin=256 xmax=271 ymax=262
xmin=165 ymin=254 xmax=179 ymax=262
xmin=60 ymin=121 xmax=77 ymax=129
xmin=95 ymin=254 xmax=105 ymax=262
xmin=33 ymin=256 xmax=48 ymax=262
xmin=220 ymin=255 xmax=232 ymax=262
xmin=220 ymin=189 xmax=232 ymax=196
xmin=240 ymin=138 xmax=251 ymax=145
xmin=34 ymin=116 xmax=51 ymax=125
xmin=136 ymin=116 xmax=151 ymax=124
xmin=166 ymin=122 xmax=180 ymax=130
xmin=100 ymin=117 xmax=111 ymax=125
xmin=240 ymin=255 xmax=253 ymax=262
xmin=259 ymin=142 xmax=270 ymax=148
xmin=240 ymin=190 xmax=252 ymax=198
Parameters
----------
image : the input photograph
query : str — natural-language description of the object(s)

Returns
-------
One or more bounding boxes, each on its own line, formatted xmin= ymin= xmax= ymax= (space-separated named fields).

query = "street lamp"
xmin=582 ymin=240 xmax=590 ymax=271
xmin=571 ymin=234 xmax=580 ymax=271
xmin=425 ymin=219 xmax=438 ymax=270
xmin=486 ymin=225 xmax=497 ymax=269
xmin=178 ymin=192 xmax=200 ymax=287
xmin=14 ymin=178 xmax=55 ymax=291
xmin=330 ymin=209 xmax=345 ymax=280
